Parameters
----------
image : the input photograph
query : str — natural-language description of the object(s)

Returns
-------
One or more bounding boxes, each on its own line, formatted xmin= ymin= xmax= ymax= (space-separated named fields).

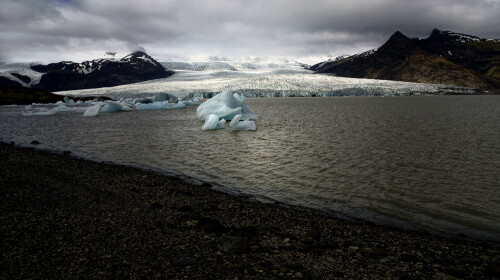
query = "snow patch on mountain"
xmin=152 ymin=54 xmax=305 ymax=71
xmin=0 ymin=63 xmax=43 ymax=87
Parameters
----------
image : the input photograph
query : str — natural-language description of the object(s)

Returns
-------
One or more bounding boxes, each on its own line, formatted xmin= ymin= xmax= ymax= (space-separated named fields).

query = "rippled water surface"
xmin=1 ymin=96 xmax=499 ymax=240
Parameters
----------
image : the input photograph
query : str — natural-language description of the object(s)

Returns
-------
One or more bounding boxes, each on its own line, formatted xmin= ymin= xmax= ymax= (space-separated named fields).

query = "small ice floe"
xmin=135 ymin=101 xmax=170 ymax=111
xmin=229 ymin=114 xmax=256 ymax=131
xmin=183 ymin=97 xmax=201 ymax=106
xmin=101 ymin=100 xmax=136 ymax=113
xmin=83 ymin=104 xmax=102 ymax=117
xmin=22 ymin=92 xmax=200 ymax=117
xmin=201 ymin=114 xmax=225 ymax=130
xmin=23 ymin=104 xmax=86 ymax=116
xmin=81 ymin=93 xmax=199 ymax=117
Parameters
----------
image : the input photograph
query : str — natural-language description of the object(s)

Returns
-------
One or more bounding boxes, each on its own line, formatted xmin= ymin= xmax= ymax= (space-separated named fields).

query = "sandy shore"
xmin=1 ymin=142 xmax=499 ymax=279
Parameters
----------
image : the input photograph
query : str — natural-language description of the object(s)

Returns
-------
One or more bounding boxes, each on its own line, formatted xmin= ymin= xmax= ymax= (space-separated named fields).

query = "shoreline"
xmin=6 ymin=139 xmax=498 ymax=244
xmin=1 ymin=142 xmax=499 ymax=279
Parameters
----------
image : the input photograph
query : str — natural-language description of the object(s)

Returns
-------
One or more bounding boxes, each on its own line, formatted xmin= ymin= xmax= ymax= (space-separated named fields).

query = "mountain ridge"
xmin=311 ymin=29 xmax=500 ymax=91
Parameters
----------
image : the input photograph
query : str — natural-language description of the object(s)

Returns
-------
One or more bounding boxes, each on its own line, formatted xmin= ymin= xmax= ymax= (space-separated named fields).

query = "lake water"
xmin=1 ymin=96 xmax=499 ymax=241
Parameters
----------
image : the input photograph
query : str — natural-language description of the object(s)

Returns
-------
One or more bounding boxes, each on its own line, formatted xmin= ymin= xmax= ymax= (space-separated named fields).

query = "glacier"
xmin=56 ymin=68 xmax=487 ymax=100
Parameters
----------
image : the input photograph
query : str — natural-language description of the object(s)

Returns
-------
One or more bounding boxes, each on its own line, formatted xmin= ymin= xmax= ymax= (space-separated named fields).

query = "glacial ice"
xmin=230 ymin=114 xmax=257 ymax=131
xmin=201 ymin=114 xmax=225 ymax=130
xmin=21 ymin=92 xmax=200 ymax=117
xmin=234 ymin=120 xmax=256 ymax=131
xmin=152 ymin=92 xmax=178 ymax=103
xmin=196 ymin=91 xmax=257 ymax=120
xmin=78 ymin=93 xmax=199 ymax=116
xmin=83 ymin=104 xmax=102 ymax=117
xmin=183 ymin=97 xmax=201 ymax=106
xmin=169 ymin=101 xmax=187 ymax=109
xmin=229 ymin=114 xmax=242 ymax=127
xmin=101 ymin=101 xmax=136 ymax=113
xmin=135 ymin=101 xmax=170 ymax=110
xmin=23 ymin=104 xmax=86 ymax=116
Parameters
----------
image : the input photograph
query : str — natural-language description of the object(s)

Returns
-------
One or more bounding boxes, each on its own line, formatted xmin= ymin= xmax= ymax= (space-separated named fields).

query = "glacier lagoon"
xmin=1 ymin=95 xmax=499 ymax=241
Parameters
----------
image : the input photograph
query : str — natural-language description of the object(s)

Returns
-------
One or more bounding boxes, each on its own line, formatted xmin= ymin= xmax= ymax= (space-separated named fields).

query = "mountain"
xmin=32 ymin=51 xmax=174 ymax=92
xmin=311 ymin=29 xmax=500 ymax=91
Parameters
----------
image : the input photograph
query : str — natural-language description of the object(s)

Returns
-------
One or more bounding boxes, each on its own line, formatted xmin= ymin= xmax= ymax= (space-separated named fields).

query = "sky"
xmin=1 ymin=0 xmax=500 ymax=63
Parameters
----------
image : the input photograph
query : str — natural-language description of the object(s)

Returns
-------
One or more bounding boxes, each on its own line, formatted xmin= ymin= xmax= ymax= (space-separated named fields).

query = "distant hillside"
xmin=0 ymin=85 xmax=62 ymax=105
xmin=32 ymin=51 xmax=174 ymax=92
xmin=311 ymin=29 xmax=500 ymax=92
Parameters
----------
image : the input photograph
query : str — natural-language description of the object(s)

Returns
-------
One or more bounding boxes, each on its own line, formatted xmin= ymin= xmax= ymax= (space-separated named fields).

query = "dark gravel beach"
xmin=1 ymin=142 xmax=499 ymax=279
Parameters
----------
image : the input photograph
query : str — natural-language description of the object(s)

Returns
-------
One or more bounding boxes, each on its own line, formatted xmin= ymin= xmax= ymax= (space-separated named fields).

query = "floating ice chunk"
xmin=233 ymin=93 xmax=246 ymax=105
xmin=202 ymin=114 xmax=225 ymax=130
xmin=23 ymin=104 xmax=85 ymax=116
xmin=230 ymin=114 xmax=256 ymax=130
xmin=240 ymin=102 xmax=257 ymax=120
xmin=233 ymin=119 xmax=256 ymax=131
xmin=196 ymin=91 xmax=257 ymax=121
xmin=153 ymin=92 xmax=178 ymax=103
xmin=135 ymin=101 xmax=170 ymax=110
xmin=229 ymin=114 xmax=242 ymax=127
xmin=183 ymin=97 xmax=201 ymax=106
xmin=83 ymin=104 xmax=102 ymax=117
xmin=63 ymin=96 xmax=75 ymax=104
xmin=170 ymin=101 xmax=187 ymax=109
xmin=101 ymin=101 xmax=135 ymax=113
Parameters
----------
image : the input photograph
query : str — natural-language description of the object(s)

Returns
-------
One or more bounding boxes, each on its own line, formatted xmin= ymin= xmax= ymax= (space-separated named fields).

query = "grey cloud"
xmin=1 ymin=0 xmax=499 ymax=62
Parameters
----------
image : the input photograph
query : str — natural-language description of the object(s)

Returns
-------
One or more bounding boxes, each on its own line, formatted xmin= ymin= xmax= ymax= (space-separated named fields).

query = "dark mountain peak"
xmin=430 ymin=28 xmax=444 ymax=38
xmin=390 ymin=31 xmax=407 ymax=39
xmin=378 ymin=30 xmax=416 ymax=57
xmin=426 ymin=29 xmax=482 ymax=44
xmin=124 ymin=51 xmax=149 ymax=59
xmin=385 ymin=31 xmax=412 ymax=44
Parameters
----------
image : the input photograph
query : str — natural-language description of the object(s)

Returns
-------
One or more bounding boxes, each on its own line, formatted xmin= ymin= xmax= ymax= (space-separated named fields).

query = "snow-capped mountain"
xmin=0 ymin=51 xmax=173 ymax=92
xmin=311 ymin=29 xmax=500 ymax=91
xmin=30 ymin=51 xmax=173 ymax=92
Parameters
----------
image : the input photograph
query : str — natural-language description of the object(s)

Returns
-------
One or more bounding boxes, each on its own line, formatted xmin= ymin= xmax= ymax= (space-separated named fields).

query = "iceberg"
xmin=196 ymin=91 xmax=257 ymax=121
xmin=201 ymin=114 xmax=226 ymax=130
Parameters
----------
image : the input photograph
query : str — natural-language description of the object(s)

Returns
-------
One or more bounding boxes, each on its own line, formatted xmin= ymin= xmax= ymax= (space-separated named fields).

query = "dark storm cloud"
xmin=1 ymin=0 xmax=499 ymax=62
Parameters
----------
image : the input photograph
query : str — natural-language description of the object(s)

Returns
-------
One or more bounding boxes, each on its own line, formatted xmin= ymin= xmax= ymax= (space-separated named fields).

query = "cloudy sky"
xmin=1 ymin=0 xmax=500 ymax=63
